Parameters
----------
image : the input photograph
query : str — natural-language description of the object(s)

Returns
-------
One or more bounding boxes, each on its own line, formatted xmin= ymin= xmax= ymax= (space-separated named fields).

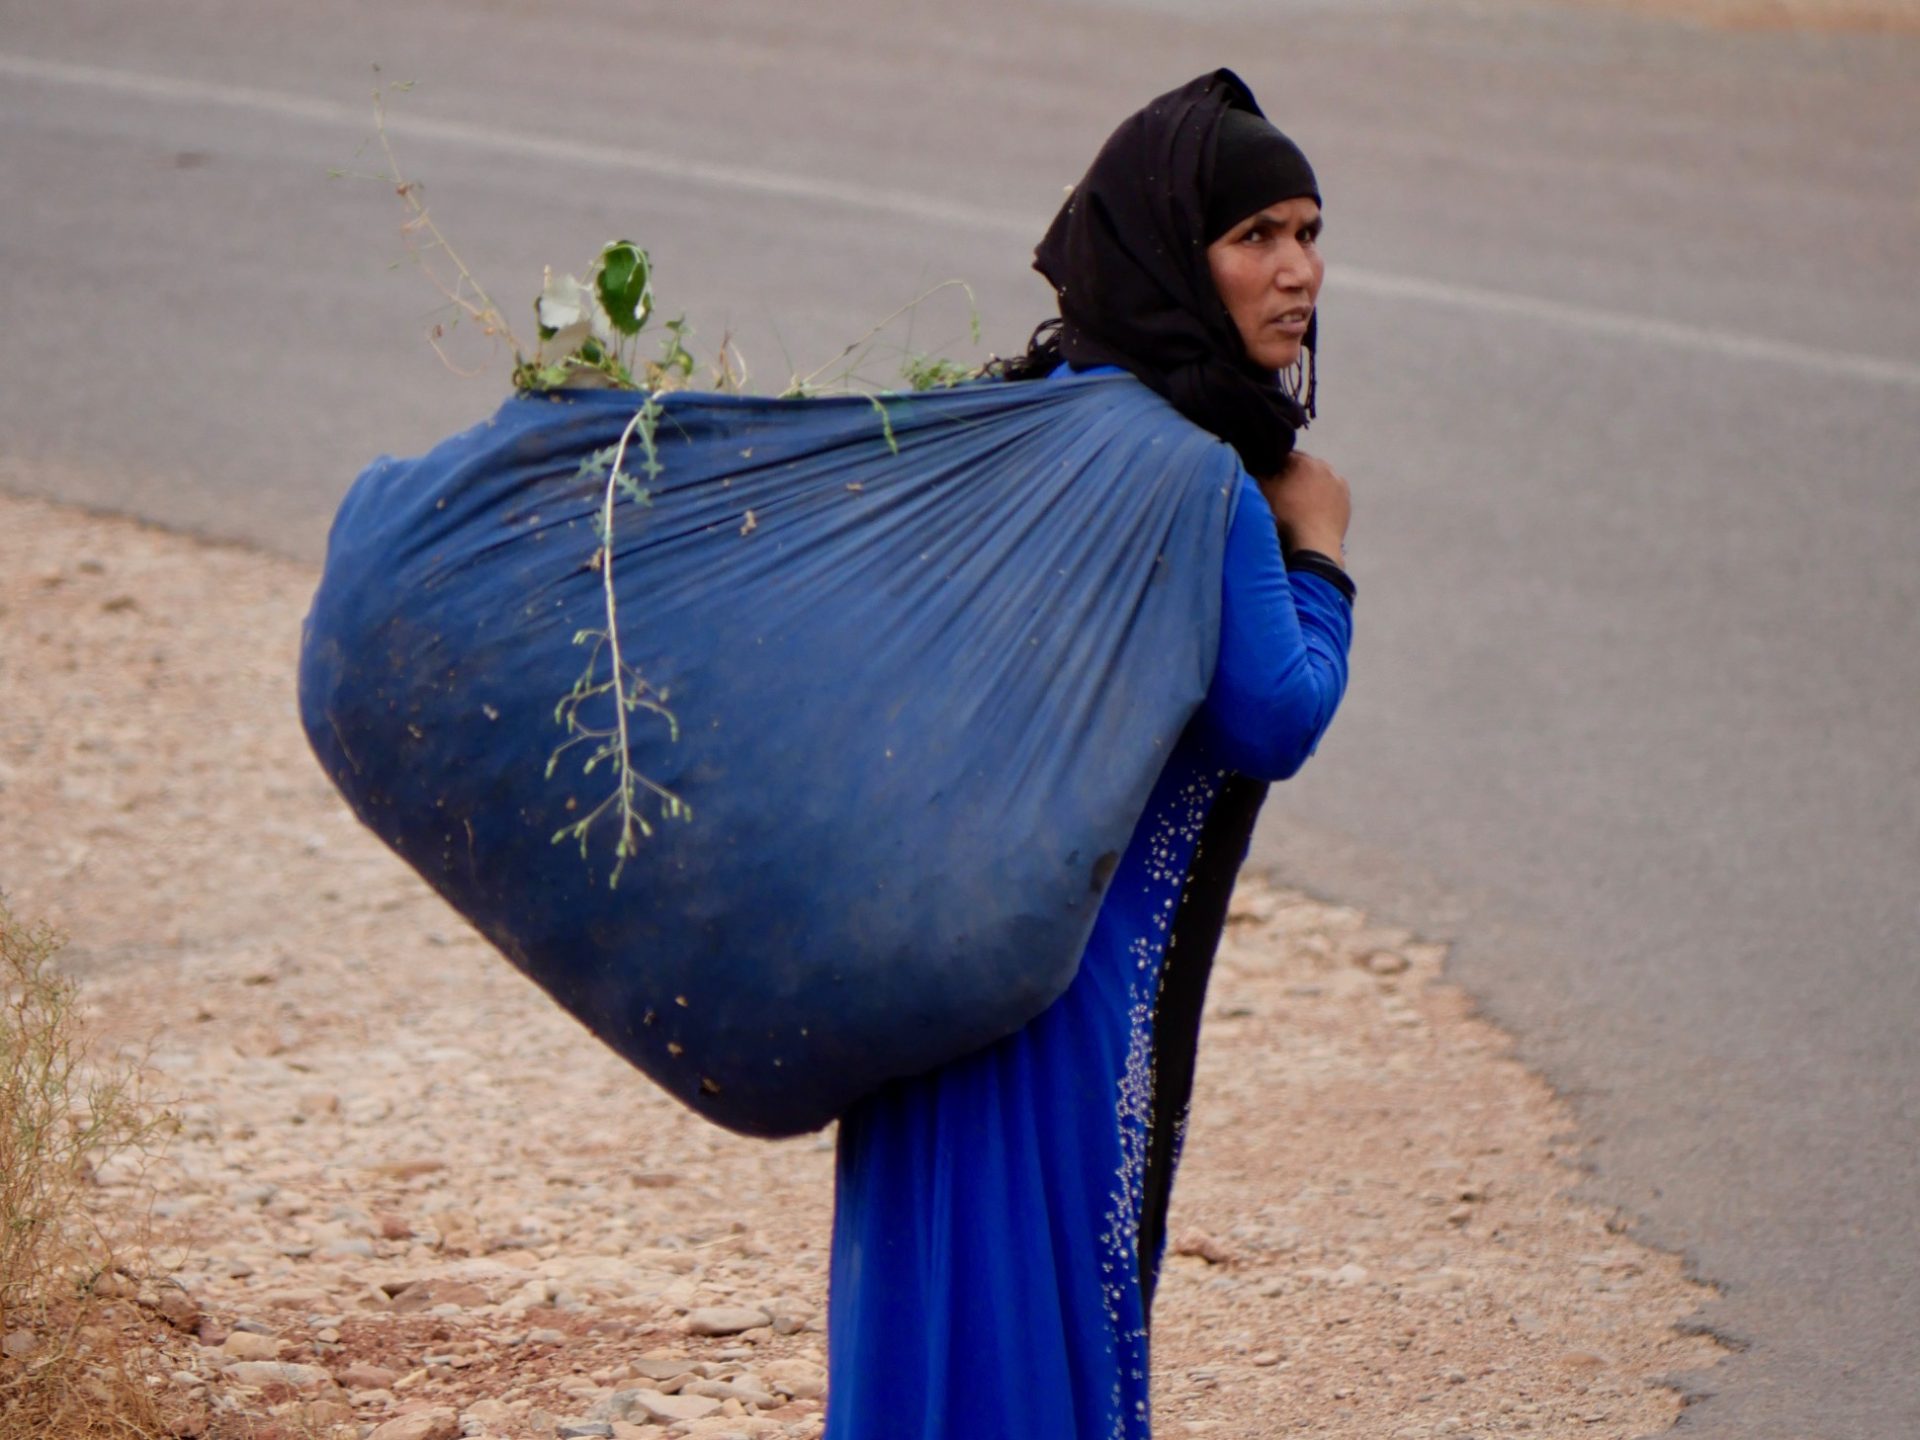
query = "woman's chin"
xmin=1252 ymin=337 xmax=1305 ymax=373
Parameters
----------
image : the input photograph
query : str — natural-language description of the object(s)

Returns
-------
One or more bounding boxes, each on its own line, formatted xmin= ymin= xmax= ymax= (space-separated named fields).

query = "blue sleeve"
xmin=1194 ymin=472 xmax=1354 ymax=781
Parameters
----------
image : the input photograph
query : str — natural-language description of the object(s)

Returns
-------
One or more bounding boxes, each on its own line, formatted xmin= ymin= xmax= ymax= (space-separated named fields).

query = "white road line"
xmin=8 ymin=50 xmax=1919 ymax=391
xmin=1333 ymin=267 xmax=1920 ymax=389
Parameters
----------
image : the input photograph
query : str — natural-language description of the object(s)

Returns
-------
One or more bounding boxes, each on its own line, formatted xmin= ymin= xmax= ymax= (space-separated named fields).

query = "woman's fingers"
xmin=1259 ymin=451 xmax=1351 ymax=554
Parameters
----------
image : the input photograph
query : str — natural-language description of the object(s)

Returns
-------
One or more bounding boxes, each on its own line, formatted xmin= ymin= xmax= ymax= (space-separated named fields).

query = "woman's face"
xmin=1205 ymin=196 xmax=1324 ymax=371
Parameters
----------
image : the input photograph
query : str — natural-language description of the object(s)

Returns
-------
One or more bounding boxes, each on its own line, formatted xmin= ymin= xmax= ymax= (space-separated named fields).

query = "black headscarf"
xmin=1020 ymin=69 xmax=1320 ymax=476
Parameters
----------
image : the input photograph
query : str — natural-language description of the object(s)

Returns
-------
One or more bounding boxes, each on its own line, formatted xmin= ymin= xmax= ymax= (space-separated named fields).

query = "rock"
xmin=138 ymin=1283 xmax=202 ymax=1330
xmin=1331 ymin=1262 xmax=1371 ymax=1286
xmin=558 ymin=1424 xmax=616 ymax=1439
xmin=256 ymin=1285 xmax=331 ymax=1310
xmin=345 ymin=1095 xmax=393 ymax=1125
xmin=92 ymin=1269 xmax=139 ymax=1298
xmin=1171 ymin=1230 xmax=1234 ymax=1266
xmin=392 ymin=1279 xmax=490 ymax=1313
xmin=304 ymin=1398 xmax=356 ymax=1426
xmin=462 ymin=1398 xmax=514 ymax=1428
xmin=368 ymin=1410 xmax=461 ymax=1440
xmin=529 ymin=1326 xmax=569 ymax=1345
xmin=635 ymin=1247 xmax=699 ymax=1275
xmin=223 ymin=1360 xmax=339 ymax=1395
xmin=366 ymin=1159 xmax=444 ymax=1181
xmin=2 ymin=1329 xmax=37 ymax=1359
xmin=631 ymin=1356 xmax=695 ymax=1382
xmin=612 ymin=1389 xmax=724 ymax=1424
xmin=1227 ymin=886 xmax=1279 ymax=923
xmin=221 ymin=1330 xmax=283 ymax=1361
xmin=685 ymin=1377 xmax=779 ymax=1409
xmin=1365 ymin=950 xmax=1411 ymax=975
xmin=685 ymin=1307 xmax=770 ymax=1337
xmin=761 ymin=1359 xmax=826 ymax=1401
xmin=334 ymin=1362 xmax=400 ymax=1390
xmin=296 ymin=1091 xmax=341 ymax=1119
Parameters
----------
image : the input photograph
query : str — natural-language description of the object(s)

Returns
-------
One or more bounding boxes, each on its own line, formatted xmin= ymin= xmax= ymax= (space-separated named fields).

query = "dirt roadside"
xmin=0 ymin=490 xmax=1726 ymax=1440
xmin=1550 ymin=0 xmax=1920 ymax=31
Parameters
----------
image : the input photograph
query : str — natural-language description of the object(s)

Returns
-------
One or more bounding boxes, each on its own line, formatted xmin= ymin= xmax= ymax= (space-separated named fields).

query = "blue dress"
xmin=824 ymin=385 xmax=1354 ymax=1440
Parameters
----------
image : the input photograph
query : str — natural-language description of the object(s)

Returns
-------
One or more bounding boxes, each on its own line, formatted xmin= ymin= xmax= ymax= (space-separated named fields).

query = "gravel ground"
xmin=0 ymin=491 xmax=1727 ymax=1439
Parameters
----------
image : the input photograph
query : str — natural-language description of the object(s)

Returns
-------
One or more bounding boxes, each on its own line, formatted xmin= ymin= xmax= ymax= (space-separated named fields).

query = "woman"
xmin=824 ymin=70 xmax=1355 ymax=1440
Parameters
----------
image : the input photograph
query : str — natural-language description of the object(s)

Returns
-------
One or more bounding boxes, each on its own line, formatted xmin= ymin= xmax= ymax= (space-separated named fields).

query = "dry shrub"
xmin=0 ymin=895 xmax=188 ymax=1438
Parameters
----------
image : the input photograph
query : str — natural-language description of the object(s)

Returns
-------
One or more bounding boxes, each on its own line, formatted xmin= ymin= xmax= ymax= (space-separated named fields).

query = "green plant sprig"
xmin=545 ymin=393 xmax=693 ymax=889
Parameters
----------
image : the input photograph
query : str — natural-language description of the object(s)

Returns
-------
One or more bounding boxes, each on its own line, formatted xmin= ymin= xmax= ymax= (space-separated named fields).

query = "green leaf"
xmin=595 ymin=241 xmax=652 ymax=337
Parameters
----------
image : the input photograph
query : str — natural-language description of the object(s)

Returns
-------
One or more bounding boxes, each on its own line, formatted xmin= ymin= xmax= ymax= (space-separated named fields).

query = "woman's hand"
xmin=1257 ymin=450 xmax=1351 ymax=561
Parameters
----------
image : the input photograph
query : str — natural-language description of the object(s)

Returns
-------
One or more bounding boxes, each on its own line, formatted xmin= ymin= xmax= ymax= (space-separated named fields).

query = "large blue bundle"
xmin=299 ymin=372 xmax=1242 ymax=1136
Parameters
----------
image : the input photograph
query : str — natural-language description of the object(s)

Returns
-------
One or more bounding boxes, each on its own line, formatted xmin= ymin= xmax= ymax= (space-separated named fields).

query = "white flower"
xmin=535 ymin=269 xmax=616 ymax=357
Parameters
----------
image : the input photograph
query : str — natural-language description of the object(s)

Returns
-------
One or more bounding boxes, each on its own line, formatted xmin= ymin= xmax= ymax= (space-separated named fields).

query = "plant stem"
xmin=597 ymin=395 xmax=662 ymax=871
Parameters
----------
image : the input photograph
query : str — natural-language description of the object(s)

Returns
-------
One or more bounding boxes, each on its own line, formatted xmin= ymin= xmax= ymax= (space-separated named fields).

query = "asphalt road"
xmin=3 ymin=2 xmax=1917 ymax=1434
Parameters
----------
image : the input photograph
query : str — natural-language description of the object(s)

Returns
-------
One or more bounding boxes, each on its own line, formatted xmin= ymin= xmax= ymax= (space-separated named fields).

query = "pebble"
xmin=462 ymin=1398 xmax=513 ymax=1428
xmin=685 ymin=1376 xmax=779 ymax=1409
xmin=686 ymin=1307 xmax=771 ymax=1337
xmin=335 ymin=1362 xmax=401 ymax=1390
xmin=761 ymin=1359 xmax=826 ymax=1401
xmin=222 ymin=1360 xmax=338 ymax=1394
xmin=632 ymin=1356 xmax=696 ymax=1381
xmin=612 ymin=1389 xmax=725 ymax=1424
xmin=393 ymin=1279 xmax=491 ymax=1313
xmin=368 ymin=1410 xmax=462 ymax=1440
xmin=220 ymin=1330 xmax=282 ymax=1361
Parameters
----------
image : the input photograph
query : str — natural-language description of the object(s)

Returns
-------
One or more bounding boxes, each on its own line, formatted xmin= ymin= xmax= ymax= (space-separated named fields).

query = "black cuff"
xmin=1284 ymin=548 xmax=1356 ymax=604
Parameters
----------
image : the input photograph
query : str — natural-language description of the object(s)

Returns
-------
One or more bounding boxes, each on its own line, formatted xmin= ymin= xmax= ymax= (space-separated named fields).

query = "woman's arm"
xmin=1194 ymin=469 xmax=1354 ymax=781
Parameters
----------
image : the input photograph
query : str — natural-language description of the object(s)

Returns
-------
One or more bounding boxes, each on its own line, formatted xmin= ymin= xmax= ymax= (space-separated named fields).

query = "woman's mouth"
xmin=1269 ymin=307 xmax=1312 ymax=337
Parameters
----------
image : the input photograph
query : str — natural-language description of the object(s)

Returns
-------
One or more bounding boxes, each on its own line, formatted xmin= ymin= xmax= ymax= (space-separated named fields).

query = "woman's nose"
xmin=1272 ymin=244 xmax=1313 ymax=291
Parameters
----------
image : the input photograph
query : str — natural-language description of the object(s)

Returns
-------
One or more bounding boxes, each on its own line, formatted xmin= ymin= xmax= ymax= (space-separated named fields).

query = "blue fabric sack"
xmin=298 ymin=372 xmax=1241 ymax=1136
